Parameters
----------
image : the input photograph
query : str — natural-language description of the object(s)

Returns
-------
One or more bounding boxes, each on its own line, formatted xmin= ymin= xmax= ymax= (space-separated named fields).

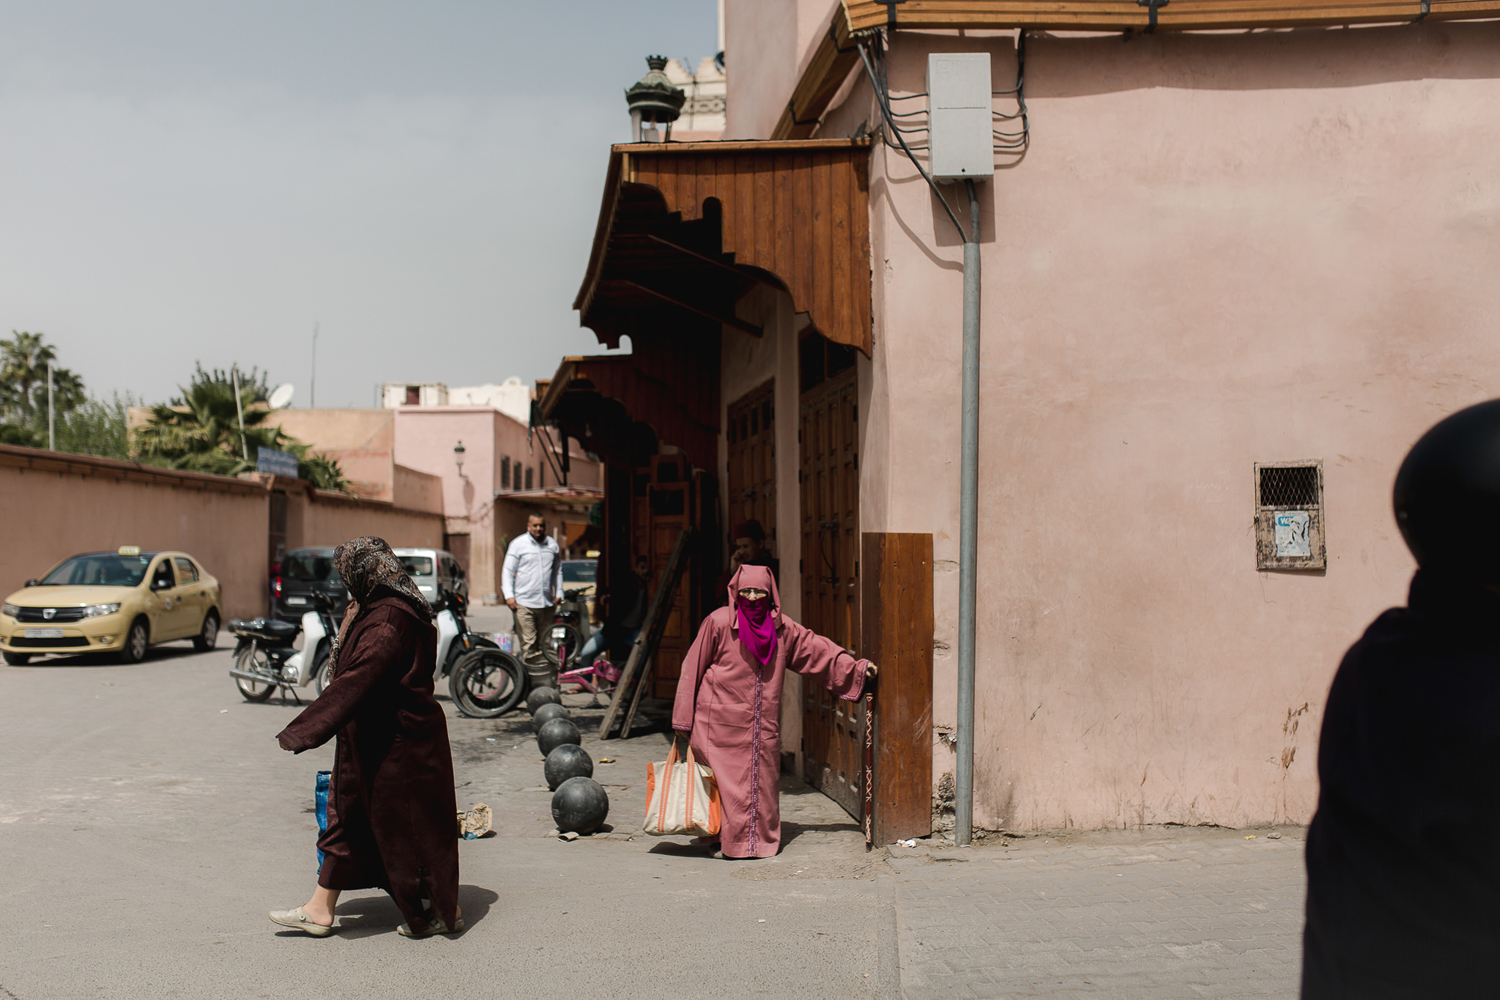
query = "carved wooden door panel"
xmin=799 ymin=366 xmax=861 ymax=817
xmin=726 ymin=380 xmax=776 ymax=547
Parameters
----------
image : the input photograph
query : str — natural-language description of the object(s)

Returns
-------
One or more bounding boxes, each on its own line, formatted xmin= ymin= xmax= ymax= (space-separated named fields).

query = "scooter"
xmin=229 ymin=590 xmax=339 ymax=703
xmin=432 ymin=588 xmax=500 ymax=679
xmin=542 ymin=588 xmax=590 ymax=668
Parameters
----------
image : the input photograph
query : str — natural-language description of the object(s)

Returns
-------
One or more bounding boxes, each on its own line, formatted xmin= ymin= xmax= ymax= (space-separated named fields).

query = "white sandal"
xmin=268 ymin=906 xmax=335 ymax=937
xmin=397 ymin=911 xmax=464 ymax=937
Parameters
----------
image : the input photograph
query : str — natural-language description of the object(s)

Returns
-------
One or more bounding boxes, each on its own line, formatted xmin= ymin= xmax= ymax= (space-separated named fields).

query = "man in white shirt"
xmin=503 ymin=513 xmax=563 ymax=682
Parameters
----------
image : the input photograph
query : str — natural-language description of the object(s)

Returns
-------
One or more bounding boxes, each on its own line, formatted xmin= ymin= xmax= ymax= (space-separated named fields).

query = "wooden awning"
xmin=777 ymin=0 xmax=1500 ymax=138
xmin=575 ymin=139 xmax=873 ymax=355
xmin=538 ymin=354 xmax=719 ymax=472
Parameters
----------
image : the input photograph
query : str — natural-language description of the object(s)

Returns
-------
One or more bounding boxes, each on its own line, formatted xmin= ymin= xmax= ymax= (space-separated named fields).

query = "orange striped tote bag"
xmin=643 ymin=741 xmax=721 ymax=837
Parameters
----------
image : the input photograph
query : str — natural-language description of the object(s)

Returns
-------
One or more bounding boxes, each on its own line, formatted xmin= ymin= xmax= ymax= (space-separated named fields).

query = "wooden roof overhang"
xmin=776 ymin=0 xmax=1500 ymax=138
xmin=538 ymin=355 xmax=720 ymax=472
xmin=575 ymin=139 xmax=874 ymax=356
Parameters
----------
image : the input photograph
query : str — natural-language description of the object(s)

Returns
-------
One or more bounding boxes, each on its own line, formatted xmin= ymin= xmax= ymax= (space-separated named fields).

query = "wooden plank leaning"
xmin=598 ymin=527 xmax=692 ymax=740
xmin=618 ymin=527 xmax=695 ymax=738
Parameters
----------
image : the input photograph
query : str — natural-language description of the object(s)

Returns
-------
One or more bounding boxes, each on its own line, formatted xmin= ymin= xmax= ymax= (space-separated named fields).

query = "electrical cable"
xmin=856 ymin=36 xmax=967 ymax=242
xmin=866 ymin=30 xmax=1030 ymax=159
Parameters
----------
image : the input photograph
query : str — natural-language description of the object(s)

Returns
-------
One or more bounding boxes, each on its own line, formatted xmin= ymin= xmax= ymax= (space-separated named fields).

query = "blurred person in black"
xmin=576 ymin=554 xmax=648 ymax=669
xmin=1303 ymin=400 xmax=1500 ymax=998
xmin=713 ymin=520 xmax=779 ymax=607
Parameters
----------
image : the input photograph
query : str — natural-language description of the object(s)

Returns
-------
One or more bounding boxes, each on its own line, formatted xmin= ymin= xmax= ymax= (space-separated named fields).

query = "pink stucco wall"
xmin=795 ymin=21 xmax=1500 ymax=828
xmin=269 ymin=409 xmax=396 ymax=500
xmin=392 ymin=464 xmax=444 ymax=514
xmin=723 ymin=0 xmax=839 ymax=140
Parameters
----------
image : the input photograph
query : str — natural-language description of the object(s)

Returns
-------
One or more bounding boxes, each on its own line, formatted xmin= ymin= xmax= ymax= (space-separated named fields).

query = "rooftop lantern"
xmin=625 ymin=55 xmax=685 ymax=143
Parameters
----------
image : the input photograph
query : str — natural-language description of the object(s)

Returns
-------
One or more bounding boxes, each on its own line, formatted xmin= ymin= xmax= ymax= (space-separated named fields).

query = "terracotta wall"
xmin=815 ymin=22 xmax=1500 ymax=829
xmin=0 ymin=448 xmax=269 ymax=621
xmin=291 ymin=489 xmax=444 ymax=553
xmin=0 ymin=447 xmax=449 ymax=624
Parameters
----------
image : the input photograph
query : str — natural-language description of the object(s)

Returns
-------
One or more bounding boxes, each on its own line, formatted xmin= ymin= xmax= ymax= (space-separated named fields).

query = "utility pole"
xmin=310 ymin=321 xmax=318 ymax=408
xmin=47 ymin=362 xmax=54 ymax=451
xmin=232 ymin=365 xmax=248 ymax=463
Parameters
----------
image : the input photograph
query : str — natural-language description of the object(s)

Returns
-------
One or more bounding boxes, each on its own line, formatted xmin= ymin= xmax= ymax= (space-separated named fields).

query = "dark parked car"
xmin=271 ymin=547 xmax=350 ymax=623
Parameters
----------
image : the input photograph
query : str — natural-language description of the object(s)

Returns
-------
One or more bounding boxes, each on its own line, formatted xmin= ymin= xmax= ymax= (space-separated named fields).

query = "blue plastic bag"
xmin=314 ymin=770 xmax=331 ymax=871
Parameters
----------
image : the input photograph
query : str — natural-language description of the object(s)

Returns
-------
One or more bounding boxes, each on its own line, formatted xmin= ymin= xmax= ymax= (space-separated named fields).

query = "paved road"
xmin=0 ymin=643 xmax=1306 ymax=999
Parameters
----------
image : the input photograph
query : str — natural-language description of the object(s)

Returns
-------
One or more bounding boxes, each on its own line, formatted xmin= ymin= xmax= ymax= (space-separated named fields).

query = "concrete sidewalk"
xmin=887 ymin=828 xmax=1305 ymax=999
xmin=0 ymin=646 xmax=1305 ymax=999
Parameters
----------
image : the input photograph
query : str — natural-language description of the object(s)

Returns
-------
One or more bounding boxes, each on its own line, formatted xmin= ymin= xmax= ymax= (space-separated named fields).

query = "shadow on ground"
xmin=283 ymin=885 xmax=500 ymax=940
xmin=9 ymin=642 xmax=206 ymax=668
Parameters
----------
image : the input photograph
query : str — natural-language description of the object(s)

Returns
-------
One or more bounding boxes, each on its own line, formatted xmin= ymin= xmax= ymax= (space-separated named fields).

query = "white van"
xmin=392 ymin=548 xmax=468 ymax=603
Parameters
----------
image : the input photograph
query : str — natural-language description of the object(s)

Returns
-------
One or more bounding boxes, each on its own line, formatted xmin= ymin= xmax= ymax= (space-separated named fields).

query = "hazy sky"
xmin=0 ymin=1 xmax=719 ymax=407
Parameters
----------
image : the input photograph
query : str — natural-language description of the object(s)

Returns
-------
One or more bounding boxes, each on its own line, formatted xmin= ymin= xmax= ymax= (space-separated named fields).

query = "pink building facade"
xmin=548 ymin=2 xmax=1500 ymax=836
xmin=393 ymin=406 xmax=603 ymax=602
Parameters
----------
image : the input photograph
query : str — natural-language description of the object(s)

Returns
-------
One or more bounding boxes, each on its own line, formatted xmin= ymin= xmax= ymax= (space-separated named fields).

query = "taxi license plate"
xmin=286 ymin=596 xmax=307 ymax=605
xmin=25 ymin=628 xmax=64 ymax=638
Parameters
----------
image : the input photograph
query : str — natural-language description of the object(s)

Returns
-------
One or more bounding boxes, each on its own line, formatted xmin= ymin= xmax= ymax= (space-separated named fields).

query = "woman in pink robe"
xmin=673 ymin=564 xmax=875 ymax=859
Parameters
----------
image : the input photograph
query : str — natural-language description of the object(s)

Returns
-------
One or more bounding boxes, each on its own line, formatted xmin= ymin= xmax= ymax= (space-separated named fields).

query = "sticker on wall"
xmin=1273 ymin=510 xmax=1311 ymax=558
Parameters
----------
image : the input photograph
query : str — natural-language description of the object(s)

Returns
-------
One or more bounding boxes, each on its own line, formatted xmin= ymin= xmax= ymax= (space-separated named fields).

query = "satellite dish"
xmin=268 ymin=384 xmax=295 ymax=410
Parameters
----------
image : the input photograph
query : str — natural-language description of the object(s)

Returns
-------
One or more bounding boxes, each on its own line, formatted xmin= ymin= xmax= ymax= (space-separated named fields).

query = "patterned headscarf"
xmin=334 ymin=535 xmax=432 ymax=618
xmin=327 ymin=536 xmax=432 ymax=677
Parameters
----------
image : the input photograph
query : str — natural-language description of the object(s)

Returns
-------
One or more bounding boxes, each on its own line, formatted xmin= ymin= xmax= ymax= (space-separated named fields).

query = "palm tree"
xmin=0 ymin=331 xmax=85 ymax=432
xmin=135 ymin=363 xmax=350 ymax=490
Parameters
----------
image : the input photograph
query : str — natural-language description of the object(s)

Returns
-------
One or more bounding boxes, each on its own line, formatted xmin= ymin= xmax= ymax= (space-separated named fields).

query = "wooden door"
xmin=641 ymin=455 xmax=694 ymax=699
xmin=862 ymin=532 xmax=934 ymax=844
xmin=799 ymin=366 xmax=861 ymax=816
xmin=726 ymin=380 xmax=776 ymax=546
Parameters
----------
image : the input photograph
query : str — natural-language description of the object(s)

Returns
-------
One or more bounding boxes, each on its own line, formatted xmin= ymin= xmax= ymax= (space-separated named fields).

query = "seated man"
xmin=576 ymin=555 xmax=649 ymax=669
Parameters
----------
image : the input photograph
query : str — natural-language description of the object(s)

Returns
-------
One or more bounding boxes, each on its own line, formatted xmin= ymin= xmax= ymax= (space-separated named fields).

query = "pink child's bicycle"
xmin=555 ymin=649 xmax=622 ymax=706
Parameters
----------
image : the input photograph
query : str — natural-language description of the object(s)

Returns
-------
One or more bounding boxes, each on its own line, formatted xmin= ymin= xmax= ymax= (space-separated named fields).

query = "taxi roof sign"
xmin=117 ymin=545 xmax=141 ymax=556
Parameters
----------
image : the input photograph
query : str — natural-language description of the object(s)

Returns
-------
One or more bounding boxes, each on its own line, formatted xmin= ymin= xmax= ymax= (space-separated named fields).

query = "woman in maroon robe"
xmin=673 ymin=564 xmax=875 ymax=859
xmin=268 ymin=536 xmax=461 ymax=938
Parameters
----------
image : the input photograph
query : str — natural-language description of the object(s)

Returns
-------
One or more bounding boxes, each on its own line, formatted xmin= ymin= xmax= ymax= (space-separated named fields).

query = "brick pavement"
xmin=889 ymin=827 xmax=1306 ymax=999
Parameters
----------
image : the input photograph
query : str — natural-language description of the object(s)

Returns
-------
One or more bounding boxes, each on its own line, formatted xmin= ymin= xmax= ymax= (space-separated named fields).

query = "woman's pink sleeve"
xmin=671 ymin=618 xmax=718 ymax=732
xmin=785 ymin=620 xmax=867 ymax=702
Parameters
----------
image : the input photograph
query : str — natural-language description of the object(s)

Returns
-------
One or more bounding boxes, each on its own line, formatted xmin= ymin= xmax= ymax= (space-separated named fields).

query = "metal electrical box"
xmin=927 ymin=53 xmax=993 ymax=181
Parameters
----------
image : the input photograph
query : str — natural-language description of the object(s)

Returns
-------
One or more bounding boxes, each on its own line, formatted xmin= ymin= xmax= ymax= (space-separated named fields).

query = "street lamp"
xmin=625 ymin=56 xmax=685 ymax=142
xmin=454 ymin=440 xmax=466 ymax=477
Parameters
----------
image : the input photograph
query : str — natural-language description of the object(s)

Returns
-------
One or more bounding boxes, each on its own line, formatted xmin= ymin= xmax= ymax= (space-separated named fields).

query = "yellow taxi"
xmin=0 ymin=547 xmax=222 ymax=665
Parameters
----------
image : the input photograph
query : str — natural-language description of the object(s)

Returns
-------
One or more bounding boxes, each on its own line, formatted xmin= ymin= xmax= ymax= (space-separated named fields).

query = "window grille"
xmin=1258 ymin=465 xmax=1319 ymax=508
xmin=525 ymin=466 xmax=533 ymax=490
xmin=501 ymin=456 xmax=510 ymax=490
xmin=1254 ymin=461 xmax=1325 ymax=570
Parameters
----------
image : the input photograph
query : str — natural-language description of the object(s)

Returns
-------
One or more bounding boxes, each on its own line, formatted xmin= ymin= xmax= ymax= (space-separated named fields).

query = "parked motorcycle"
xmin=229 ymin=590 xmax=338 ymax=702
xmin=449 ymin=643 xmax=526 ymax=719
xmin=446 ymin=587 xmax=526 ymax=719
